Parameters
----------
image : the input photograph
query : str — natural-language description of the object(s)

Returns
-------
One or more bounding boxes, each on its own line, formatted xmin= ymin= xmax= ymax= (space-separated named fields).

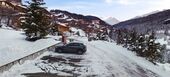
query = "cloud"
xmin=105 ymin=0 xmax=113 ymax=4
xmin=117 ymin=0 xmax=139 ymax=5
xmin=118 ymin=0 xmax=131 ymax=5
xmin=47 ymin=5 xmax=87 ymax=10
xmin=136 ymin=0 xmax=170 ymax=14
xmin=104 ymin=0 xmax=137 ymax=5
xmin=152 ymin=0 xmax=170 ymax=10
xmin=47 ymin=1 xmax=94 ymax=10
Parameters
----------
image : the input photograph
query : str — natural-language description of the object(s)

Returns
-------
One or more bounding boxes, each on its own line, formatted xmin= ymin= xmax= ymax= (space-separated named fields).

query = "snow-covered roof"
xmin=58 ymin=23 xmax=68 ymax=27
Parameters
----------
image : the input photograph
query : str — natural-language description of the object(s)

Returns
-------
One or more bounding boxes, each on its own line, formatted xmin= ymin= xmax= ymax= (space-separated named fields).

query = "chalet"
xmin=50 ymin=12 xmax=70 ymax=34
xmin=0 ymin=0 xmax=51 ymax=29
xmin=0 ymin=0 xmax=26 ymax=28
xmin=0 ymin=0 xmax=70 ymax=34
xmin=54 ymin=23 xmax=70 ymax=34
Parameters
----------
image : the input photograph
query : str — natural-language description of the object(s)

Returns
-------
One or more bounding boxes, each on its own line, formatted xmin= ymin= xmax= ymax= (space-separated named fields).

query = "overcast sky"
xmin=24 ymin=0 xmax=170 ymax=21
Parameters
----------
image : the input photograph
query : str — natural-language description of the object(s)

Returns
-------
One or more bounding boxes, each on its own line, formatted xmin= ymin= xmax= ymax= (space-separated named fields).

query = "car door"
xmin=67 ymin=43 xmax=80 ymax=52
xmin=64 ymin=43 xmax=75 ymax=52
xmin=71 ymin=43 xmax=79 ymax=52
xmin=61 ymin=45 xmax=69 ymax=52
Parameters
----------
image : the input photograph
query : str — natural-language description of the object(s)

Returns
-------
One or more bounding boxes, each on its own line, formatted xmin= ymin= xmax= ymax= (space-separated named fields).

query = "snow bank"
xmin=157 ymin=63 xmax=170 ymax=72
xmin=0 ymin=29 xmax=59 ymax=66
xmin=70 ymin=27 xmax=86 ymax=37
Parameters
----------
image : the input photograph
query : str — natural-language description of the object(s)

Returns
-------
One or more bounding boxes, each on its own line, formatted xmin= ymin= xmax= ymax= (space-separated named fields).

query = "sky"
xmin=23 ymin=0 xmax=170 ymax=21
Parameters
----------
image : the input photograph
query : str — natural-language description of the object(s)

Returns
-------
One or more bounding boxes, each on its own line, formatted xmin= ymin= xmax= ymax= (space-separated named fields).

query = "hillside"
xmin=50 ymin=9 xmax=111 ymax=33
xmin=113 ymin=9 xmax=170 ymax=33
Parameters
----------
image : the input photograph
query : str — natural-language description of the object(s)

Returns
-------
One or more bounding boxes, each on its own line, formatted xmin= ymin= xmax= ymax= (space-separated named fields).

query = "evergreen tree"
xmin=122 ymin=29 xmax=129 ymax=48
xmin=135 ymin=34 xmax=146 ymax=56
xmin=144 ymin=32 xmax=162 ymax=63
xmin=116 ymin=29 xmax=123 ymax=44
xmin=127 ymin=30 xmax=138 ymax=51
xmin=160 ymin=44 xmax=167 ymax=63
xmin=20 ymin=0 xmax=51 ymax=41
xmin=114 ymin=29 xmax=165 ymax=64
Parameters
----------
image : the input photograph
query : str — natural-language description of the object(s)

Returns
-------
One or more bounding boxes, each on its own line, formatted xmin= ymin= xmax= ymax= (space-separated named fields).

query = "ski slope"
xmin=0 ymin=37 xmax=170 ymax=77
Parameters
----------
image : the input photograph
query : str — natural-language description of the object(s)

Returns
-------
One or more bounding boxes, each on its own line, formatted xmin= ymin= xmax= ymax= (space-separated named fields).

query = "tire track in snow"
xmin=71 ymin=38 xmax=159 ymax=77
xmin=86 ymin=42 xmax=116 ymax=77
xmin=88 ymin=41 xmax=159 ymax=77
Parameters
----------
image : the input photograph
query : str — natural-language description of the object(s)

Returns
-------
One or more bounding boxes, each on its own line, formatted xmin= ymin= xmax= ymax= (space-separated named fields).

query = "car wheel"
xmin=77 ymin=50 xmax=83 ymax=55
xmin=58 ymin=49 xmax=62 ymax=53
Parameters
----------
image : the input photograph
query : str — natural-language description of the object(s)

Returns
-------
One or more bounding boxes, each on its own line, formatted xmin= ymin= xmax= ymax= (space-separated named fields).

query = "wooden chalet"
xmin=51 ymin=12 xmax=70 ymax=34
xmin=0 ymin=0 xmax=26 ymax=28
xmin=0 ymin=0 xmax=51 ymax=29
xmin=0 ymin=0 xmax=70 ymax=33
xmin=53 ymin=23 xmax=70 ymax=34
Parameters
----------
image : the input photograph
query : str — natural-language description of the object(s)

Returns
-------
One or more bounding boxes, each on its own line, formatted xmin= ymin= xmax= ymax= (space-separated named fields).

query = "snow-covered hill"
xmin=50 ymin=9 xmax=111 ymax=34
xmin=104 ymin=17 xmax=119 ymax=25
xmin=113 ymin=9 xmax=170 ymax=33
xmin=1 ymin=36 xmax=170 ymax=77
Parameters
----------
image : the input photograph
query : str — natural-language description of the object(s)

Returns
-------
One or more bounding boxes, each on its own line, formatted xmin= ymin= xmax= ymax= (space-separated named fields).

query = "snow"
xmin=0 ymin=29 xmax=60 ymax=66
xmin=1 ymin=25 xmax=13 ymax=30
xmin=70 ymin=27 xmax=86 ymax=37
xmin=90 ymin=41 xmax=169 ymax=77
xmin=0 ymin=20 xmax=13 ymax=30
xmin=1 ymin=36 xmax=170 ymax=77
xmin=58 ymin=14 xmax=69 ymax=20
xmin=156 ymin=30 xmax=165 ymax=34
xmin=58 ymin=23 xmax=67 ymax=27
xmin=164 ymin=18 xmax=170 ymax=22
xmin=157 ymin=63 xmax=170 ymax=72
xmin=156 ymin=38 xmax=168 ymax=45
xmin=54 ymin=13 xmax=63 ymax=16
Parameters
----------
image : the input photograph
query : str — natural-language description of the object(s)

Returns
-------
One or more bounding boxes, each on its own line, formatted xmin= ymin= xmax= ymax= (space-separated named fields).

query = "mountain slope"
xmin=50 ymin=9 xmax=111 ymax=33
xmin=113 ymin=9 xmax=170 ymax=33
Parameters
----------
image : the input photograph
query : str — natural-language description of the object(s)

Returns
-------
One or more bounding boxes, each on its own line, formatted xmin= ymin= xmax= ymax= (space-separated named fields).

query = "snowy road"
xmin=0 ymin=37 xmax=170 ymax=77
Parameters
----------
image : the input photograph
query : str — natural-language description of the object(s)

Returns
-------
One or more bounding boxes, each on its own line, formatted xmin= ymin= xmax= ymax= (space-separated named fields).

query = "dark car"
xmin=55 ymin=42 xmax=87 ymax=55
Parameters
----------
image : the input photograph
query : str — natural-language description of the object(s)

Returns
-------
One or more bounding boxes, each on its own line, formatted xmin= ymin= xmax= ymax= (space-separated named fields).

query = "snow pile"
xmin=0 ymin=24 xmax=13 ymax=30
xmin=0 ymin=29 xmax=60 ymax=66
xmin=70 ymin=27 xmax=86 ymax=37
xmin=157 ymin=63 xmax=170 ymax=71
xmin=0 ymin=60 xmax=42 ymax=77
xmin=156 ymin=38 xmax=168 ymax=45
